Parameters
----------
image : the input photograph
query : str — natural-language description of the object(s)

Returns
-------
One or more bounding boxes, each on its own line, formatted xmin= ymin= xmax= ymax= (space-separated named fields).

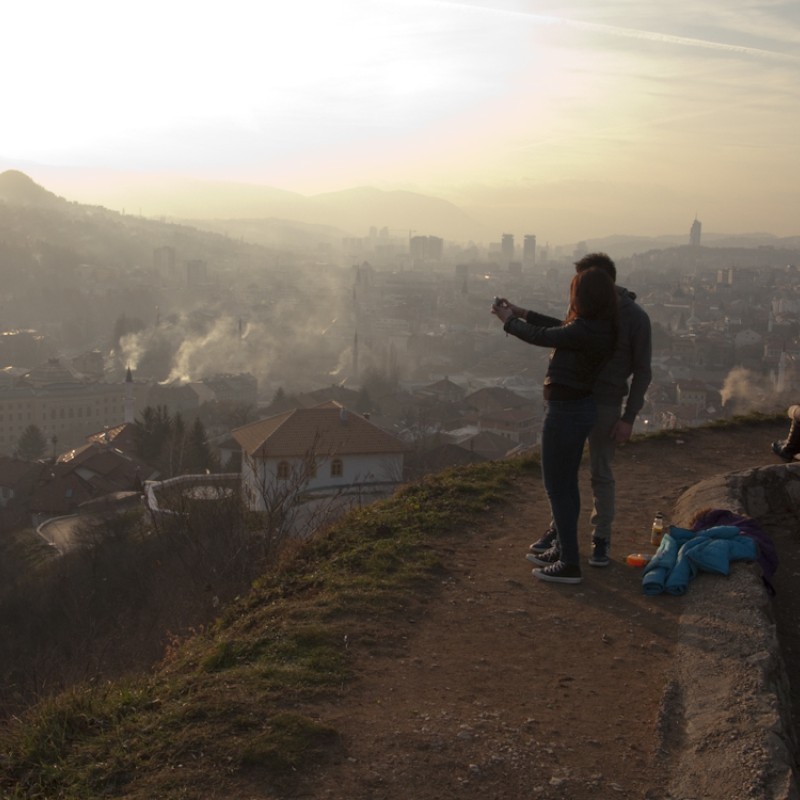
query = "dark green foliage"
xmin=15 ymin=425 xmax=46 ymax=460
xmin=134 ymin=406 xmax=217 ymax=476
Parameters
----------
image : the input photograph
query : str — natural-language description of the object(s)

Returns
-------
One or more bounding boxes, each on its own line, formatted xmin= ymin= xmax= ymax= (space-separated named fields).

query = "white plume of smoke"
xmin=720 ymin=366 xmax=777 ymax=413
xmin=118 ymin=329 xmax=155 ymax=371
xmin=166 ymin=317 xmax=245 ymax=384
xmin=116 ymin=306 xmax=367 ymax=394
xmin=113 ymin=260 xmax=373 ymax=393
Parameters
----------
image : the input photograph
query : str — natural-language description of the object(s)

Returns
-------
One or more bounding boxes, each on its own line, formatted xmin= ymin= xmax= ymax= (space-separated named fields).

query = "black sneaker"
xmin=529 ymin=528 xmax=558 ymax=553
xmin=772 ymin=440 xmax=798 ymax=461
xmin=588 ymin=538 xmax=610 ymax=567
xmin=526 ymin=545 xmax=560 ymax=566
xmin=532 ymin=561 xmax=582 ymax=584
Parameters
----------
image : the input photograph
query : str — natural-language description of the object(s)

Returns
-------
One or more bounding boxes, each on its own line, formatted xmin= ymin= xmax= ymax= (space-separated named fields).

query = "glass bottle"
xmin=650 ymin=512 xmax=665 ymax=547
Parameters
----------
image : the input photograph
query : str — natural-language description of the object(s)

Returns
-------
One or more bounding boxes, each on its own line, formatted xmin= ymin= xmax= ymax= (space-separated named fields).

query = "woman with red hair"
xmin=493 ymin=268 xmax=618 ymax=584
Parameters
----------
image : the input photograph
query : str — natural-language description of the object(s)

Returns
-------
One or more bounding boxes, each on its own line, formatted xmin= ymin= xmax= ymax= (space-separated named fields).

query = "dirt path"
xmin=247 ymin=420 xmax=794 ymax=799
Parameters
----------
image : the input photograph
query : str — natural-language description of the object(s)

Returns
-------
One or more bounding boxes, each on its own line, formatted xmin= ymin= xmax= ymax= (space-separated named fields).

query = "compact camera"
xmin=493 ymin=296 xmax=507 ymax=308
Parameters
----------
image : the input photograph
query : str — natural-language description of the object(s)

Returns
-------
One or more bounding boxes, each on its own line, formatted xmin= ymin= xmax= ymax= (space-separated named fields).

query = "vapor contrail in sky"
xmin=432 ymin=0 xmax=800 ymax=62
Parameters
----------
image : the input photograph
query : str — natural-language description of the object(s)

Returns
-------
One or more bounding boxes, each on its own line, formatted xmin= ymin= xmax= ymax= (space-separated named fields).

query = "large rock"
xmin=665 ymin=464 xmax=799 ymax=800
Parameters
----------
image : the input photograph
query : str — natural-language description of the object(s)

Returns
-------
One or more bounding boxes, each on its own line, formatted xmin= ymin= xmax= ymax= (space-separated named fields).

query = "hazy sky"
xmin=3 ymin=0 xmax=799 ymax=241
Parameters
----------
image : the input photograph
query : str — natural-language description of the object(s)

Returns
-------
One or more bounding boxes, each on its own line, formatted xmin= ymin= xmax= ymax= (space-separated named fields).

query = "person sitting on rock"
xmin=772 ymin=404 xmax=800 ymax=461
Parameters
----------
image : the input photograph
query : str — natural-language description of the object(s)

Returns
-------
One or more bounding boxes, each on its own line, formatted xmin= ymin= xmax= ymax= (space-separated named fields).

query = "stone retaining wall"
xmin=665 ymin=463 xmax=800 ymax=799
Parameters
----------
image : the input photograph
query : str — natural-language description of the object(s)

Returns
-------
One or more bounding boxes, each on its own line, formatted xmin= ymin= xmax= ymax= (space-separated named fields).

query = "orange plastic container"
xmin=625 ymin=553 xmax=652 ymax=568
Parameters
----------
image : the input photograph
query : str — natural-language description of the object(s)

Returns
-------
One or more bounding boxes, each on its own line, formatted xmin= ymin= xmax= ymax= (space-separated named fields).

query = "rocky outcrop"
xmin=665 ymin=463 xmax=800 ymax=799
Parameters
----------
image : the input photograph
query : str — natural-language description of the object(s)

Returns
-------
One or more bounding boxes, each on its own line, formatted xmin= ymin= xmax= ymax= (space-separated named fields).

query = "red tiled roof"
xmin=232 ymin=401 xmax=407 ymax=458
xmin=480 ymin=407 xmax=538 ymax=423
xmin=0 ymin=456 xmax=44 ymax=489
xmin=29 ymin=443 xmax=154 ymax=515
xmin=464 ymin=386 xmax=528 ymax=411
xmin=86 ymin=422 xmax=139 ymax=454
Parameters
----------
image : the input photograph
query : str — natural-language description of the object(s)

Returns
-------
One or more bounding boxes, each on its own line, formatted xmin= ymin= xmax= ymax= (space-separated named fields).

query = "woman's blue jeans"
xmin=541 ymin=395 xmax=598 ymax=566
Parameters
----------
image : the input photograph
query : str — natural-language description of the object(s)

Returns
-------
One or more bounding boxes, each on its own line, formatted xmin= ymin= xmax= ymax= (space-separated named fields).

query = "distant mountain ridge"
xmin=2 ymin=167 xmax=799 ymax=254
xmin=0 ymin=170 xmax=275 ymax=278
xmin=0 ymin=168 xmax=487 ymax=242
xmin=0 ymin=169 xmax=66 ymax=208
xmin=183 ymin=184 xmax=490 ymax=246
xmin=580 ymin=232 xmax=800 ymax=259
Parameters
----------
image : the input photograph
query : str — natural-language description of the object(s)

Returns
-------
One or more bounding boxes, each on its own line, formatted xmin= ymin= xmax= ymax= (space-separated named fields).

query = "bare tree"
xmin=243 ymin=436 xmax=369 ymax=559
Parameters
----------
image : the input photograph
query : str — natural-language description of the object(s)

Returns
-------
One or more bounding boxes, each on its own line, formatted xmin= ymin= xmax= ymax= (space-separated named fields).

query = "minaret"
xmin=352 ymin=331 xmax=359 ymax=380
xmin=124 ymin=366 xmax=135 ymax=424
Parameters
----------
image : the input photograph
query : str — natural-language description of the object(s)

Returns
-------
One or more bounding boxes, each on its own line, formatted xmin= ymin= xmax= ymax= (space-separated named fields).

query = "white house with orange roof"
xmin=231 ymin=401 xmax=408 ymax=512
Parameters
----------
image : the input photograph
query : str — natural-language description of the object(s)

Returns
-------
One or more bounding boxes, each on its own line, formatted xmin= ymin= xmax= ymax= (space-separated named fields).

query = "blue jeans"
xmin=541 ymin=396 xmax=597 ymax=566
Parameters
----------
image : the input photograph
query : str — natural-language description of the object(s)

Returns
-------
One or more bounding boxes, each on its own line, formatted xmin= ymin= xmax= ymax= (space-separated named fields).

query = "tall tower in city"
xmin=501 ymin=234 xmax=514 ymax=266
xmin=690 ymin=216 xmax=702 ymax=246
xmin=124 ymin=366 xmax=135 ymax=424
xmin=523 ymin=235 xmax=537 ymax=269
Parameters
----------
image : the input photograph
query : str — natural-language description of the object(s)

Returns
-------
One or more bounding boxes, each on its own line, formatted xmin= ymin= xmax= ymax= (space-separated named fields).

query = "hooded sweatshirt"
xmin=593 ymin=286 xmax=652 ymax=422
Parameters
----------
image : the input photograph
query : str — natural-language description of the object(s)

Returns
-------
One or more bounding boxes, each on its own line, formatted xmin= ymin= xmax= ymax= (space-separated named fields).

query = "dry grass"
xmin=0 ymin=456 xmax=537 ymax=799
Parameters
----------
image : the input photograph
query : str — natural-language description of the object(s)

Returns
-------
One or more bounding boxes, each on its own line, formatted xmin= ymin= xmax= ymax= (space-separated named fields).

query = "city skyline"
xmin=2 ymin=0 xmax=799 ymax=244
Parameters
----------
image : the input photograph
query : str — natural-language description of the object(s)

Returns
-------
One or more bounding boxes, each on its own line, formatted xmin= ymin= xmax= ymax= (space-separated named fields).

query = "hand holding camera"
xmin=492 ymin=296 xmax=514 ymax=323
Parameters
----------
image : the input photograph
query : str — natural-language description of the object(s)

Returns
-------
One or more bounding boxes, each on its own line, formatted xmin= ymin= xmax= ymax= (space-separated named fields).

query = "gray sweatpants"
xmin=586 ymin=403 xmax=622 ymax=543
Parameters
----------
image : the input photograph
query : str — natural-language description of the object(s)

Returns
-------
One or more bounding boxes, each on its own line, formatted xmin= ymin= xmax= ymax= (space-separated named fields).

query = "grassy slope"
xmin=0 ymin=413 xmax=784 ymax=799
xmin=0 ymin=457 xmax=538 ymax=799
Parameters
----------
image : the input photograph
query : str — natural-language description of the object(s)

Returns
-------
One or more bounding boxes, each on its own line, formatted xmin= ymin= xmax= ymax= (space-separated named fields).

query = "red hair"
xmin=565 ymin=267 xmax=618 ymax=324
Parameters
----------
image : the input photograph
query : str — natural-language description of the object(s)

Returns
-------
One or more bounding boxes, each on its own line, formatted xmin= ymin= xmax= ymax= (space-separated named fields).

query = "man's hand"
xmin=610 ymin=419 xmax=633 ymax=443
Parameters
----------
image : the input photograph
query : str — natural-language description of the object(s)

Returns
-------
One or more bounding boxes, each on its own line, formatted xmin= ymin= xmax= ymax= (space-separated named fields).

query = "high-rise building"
xmin=523 ymin=235 xmax=537 ymax=268
xmin=410 ymin=235 xmax=444 ymax=263
xmin=690 ymin=216 xmax=702 ymax=246
xmin=501 ymin=234 xmax=514 ymax=266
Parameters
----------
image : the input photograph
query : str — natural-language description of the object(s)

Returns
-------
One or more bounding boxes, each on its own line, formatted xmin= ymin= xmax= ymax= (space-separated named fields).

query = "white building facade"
xmin=233 ymin=401 xmax=407 ymax=512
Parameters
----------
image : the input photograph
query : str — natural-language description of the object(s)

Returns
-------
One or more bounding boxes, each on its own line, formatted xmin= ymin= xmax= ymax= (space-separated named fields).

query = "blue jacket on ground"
xmin=642 ymin=525 xmax=758 ymax=596
xmin=690 ymin=508 xmax=778 ymax=593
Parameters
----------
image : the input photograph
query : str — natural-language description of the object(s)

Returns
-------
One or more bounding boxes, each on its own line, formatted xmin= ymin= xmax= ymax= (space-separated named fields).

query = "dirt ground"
xmin=271 ymin=419 xmax=798 ymax=800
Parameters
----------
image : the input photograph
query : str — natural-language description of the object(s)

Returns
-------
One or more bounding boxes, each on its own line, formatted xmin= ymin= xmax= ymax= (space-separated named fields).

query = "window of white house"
xmin=330 ymin=458 xmax=343 ymax=477
xmin=277 ymin=461 xmax=290 ymax=480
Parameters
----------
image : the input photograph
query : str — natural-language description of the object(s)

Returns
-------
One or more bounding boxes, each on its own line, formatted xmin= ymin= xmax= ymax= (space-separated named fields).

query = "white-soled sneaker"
xmin=532 ymin=560 xmax=582 ymax=584
xmin=526 ymin=544 xmax=560 ymax=566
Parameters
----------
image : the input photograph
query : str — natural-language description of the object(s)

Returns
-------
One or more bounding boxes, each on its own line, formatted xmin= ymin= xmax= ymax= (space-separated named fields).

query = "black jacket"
xmin=504 ymin=310 xmax=616 ymax=395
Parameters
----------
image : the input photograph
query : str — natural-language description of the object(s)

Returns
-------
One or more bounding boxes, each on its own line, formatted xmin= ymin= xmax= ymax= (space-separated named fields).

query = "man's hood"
xmin=617 ymin=285 xmax=637 ymax=303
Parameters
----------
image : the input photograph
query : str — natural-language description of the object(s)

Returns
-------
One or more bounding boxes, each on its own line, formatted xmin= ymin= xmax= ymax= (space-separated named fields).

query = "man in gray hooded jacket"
xmin=517 ymin=253 xmax=652 ymax=567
